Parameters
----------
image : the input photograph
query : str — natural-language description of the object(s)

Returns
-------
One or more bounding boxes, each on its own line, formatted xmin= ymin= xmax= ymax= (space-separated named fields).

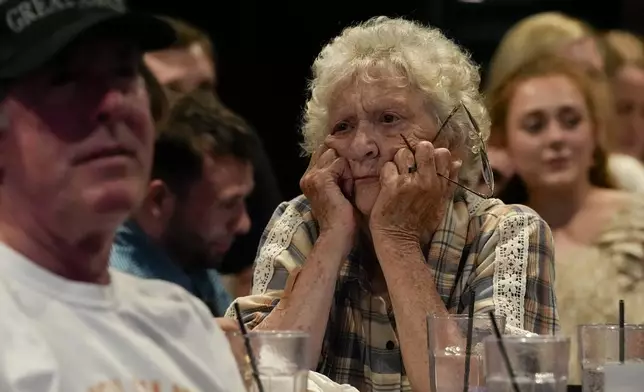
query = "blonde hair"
xmin=603 ymin=30 xmax=644 ymax=64
xmin=602 ymin=30 xmax=644 ymax=78
xmin=487 ymin=55 xmax=614 ymax=197
xmin=486 ymin=12 xmax=594 ymax=94
xmin=302 ymin=16 xmax=490 ymax=185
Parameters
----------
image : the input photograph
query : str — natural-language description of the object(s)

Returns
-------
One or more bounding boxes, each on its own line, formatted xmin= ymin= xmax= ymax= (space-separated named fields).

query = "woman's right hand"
xmin=300 ymin=146 xmax=356 ymax=240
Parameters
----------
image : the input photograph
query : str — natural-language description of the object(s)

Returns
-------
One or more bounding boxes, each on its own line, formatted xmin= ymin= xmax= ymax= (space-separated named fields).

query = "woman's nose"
xmin=349 ymin=126 xmax=378 ymax=160
xmin=544 ymin=123 xmax=566 ymax=149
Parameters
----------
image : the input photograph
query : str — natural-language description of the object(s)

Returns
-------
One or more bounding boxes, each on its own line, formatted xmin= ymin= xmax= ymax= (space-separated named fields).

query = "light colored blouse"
xmin=608 ymin=153 xmax=644 ymax=193
xmin=555 ymin=195 xmax=644 ymax=384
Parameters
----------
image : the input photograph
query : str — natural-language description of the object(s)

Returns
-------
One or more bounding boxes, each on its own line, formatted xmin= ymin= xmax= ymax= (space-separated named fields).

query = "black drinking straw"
xmin=488 ymin=311 xmax=520 ymax=392
xmin=233 ymin=302 xmax=265 ymax=392
xmin=463 ymin=290 xmax=475 ymax=392
xmin=619 ymin=299 xmax=625 ymax=364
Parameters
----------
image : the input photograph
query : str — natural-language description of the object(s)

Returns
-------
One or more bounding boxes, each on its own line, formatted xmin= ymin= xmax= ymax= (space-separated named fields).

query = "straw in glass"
xmin=488 ymin=311 xmax=520 ymax=392
xmin=463 ymin=290 xmax=475 ymax=392
xmin=619 ymin=299 xmax=625 ymax=364
xmin=233 ymin=302 xmax=265 ymax=392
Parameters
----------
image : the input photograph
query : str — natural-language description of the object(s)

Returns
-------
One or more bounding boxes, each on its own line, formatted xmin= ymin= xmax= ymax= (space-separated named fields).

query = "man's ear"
xmin=145 ymin=179 xmax=176 ymax=223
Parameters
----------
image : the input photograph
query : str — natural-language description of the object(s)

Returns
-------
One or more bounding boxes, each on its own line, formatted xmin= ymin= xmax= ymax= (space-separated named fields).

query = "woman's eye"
xmin=332 ymin=122 xmax=351 ymax=134
xmin=381 ymin=113 xmax=400 ymax=124
xmin=560 ymin=114 xmax=581 ymax=130
xmin=521 ymin=113 xmax=546 ymax=134
xmin=558 ymin=107 xmax=583 ymax=130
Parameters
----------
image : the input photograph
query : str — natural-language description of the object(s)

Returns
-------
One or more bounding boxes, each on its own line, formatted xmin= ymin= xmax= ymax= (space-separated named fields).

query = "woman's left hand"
xmin=369 ymin=141 xmax=461 ymax=243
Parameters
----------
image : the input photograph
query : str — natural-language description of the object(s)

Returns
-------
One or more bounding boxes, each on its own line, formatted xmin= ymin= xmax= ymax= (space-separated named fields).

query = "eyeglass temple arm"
xmin=404 ymin=103 xmax=492 ymax=199
xmin=431 ymin=105 xmax=460 ymax=143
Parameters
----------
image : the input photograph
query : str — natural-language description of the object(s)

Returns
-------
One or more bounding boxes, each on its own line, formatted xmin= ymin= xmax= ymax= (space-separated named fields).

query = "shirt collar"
xmin=115 ymin=220 xmax=194 ymax=292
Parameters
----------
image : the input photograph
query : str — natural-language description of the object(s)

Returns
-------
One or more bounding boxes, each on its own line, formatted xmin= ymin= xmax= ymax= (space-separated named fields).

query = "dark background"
xmin=131 ymin=0 xmax=637 ymax=199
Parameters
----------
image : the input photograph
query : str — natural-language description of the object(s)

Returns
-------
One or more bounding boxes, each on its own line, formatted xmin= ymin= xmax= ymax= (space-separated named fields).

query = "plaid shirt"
xmin=227 ymin=191 xmax=558 ymax=391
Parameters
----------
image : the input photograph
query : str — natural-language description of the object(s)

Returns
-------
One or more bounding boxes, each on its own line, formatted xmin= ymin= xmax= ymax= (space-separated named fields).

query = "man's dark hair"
xmin=152 ymin=88 xmax=254 ymax=198
xmin=159 ymin=17 xmax=217 ymax=68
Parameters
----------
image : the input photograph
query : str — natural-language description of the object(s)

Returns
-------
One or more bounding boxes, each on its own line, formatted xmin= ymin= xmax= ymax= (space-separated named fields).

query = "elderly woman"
xmin=228 ymin=17 xmax=558 ymax=392
xmin=488 ymin=54 xmax=644 ymax=384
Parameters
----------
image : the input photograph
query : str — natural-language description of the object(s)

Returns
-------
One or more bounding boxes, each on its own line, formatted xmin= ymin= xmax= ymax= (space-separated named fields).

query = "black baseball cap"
xmin=0 ymin=0 xmax=176 ymax=79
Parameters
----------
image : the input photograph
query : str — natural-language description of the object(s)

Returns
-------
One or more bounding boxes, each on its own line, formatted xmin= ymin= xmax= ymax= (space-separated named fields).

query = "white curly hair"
xmin=301 ymin=16 xmax=490 ymax=186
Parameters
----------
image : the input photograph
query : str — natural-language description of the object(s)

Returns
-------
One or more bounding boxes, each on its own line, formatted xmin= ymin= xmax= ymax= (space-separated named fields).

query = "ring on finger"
xmin=408 ymin=163 xmax=417 ymax=173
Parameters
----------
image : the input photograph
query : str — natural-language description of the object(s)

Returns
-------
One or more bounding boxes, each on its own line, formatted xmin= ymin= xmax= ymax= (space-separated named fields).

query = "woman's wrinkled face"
xmin=613 ymin=65 xmax=644 ymax=160
xmin=505 ymin=75 xmax=595 ymax=191
xmin=324 ymin=74 xmax=438 ymax=215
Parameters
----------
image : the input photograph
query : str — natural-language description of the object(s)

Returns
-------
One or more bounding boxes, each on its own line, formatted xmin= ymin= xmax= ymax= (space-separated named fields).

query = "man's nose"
xmin=94 ymin=87 xmax=128 ymax=124
xmin=232 ymin=205 xmax=251 ymax=236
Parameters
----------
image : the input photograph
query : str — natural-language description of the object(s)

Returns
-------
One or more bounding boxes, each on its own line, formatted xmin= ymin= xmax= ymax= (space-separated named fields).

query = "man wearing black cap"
xmin=0 ymin=1 xmax=245 ymax=390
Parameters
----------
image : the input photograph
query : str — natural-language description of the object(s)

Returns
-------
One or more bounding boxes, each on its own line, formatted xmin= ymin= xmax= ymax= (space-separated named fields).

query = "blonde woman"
xmin=488 ymin=55 xmax=644 ymax=384
xmin=486 ymin=12 xmax=644 ymax=193
xmin=602 ymin=31 xmax=644 ymax=163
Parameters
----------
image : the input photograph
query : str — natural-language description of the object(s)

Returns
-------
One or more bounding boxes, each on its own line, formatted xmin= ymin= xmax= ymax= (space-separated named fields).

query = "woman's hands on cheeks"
xmin=300 ymin=145 xmax=357 ymax=250
xmin=369 ymin=141 xmax=461 ymax=243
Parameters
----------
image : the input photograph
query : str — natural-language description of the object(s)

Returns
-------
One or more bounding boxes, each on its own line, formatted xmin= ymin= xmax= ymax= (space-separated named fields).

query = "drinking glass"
xmin=484 ymin=335 xmax=570 ymax=392
xmin=247 ymin=331 xmax=309 ymax=392
xmin=578 ymin=324 xmax=644 ymax=392
xmin=428 ymin=314 xmax=506 ymax=392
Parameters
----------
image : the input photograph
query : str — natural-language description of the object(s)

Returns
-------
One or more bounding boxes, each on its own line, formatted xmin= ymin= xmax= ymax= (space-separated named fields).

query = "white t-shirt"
xmin=0 ymin=242 xmax=245 ymax=392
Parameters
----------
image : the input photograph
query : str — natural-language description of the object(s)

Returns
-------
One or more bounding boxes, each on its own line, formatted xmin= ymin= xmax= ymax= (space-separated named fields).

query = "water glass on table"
xmin=578 ymin=324 xmax=644 ymax=392
xmin=484 ymin=335 xmax=570 ymax=392
xmin=240 ymin=331 xmax=310 ymax=392
xmin=428 ymin=313 xmax=506 ymax=392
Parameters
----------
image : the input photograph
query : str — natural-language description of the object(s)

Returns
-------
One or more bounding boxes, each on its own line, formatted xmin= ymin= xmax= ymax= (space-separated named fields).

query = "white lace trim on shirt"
xmin=252 ymin=204 xmax=304 ymax=295
xmin=493 ymin=214 xmax=529 ymax=333
xmin=465 ymin=192 xmax=487 ymax=216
